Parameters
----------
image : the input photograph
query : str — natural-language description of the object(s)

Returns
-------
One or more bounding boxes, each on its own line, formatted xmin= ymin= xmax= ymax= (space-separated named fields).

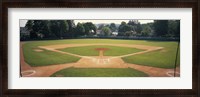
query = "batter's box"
xmin=93 ymin=59 xmax=110 ymax=64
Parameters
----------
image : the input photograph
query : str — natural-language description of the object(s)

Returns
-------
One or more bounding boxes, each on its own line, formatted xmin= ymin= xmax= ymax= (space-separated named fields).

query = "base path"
xmin=39 ymin=43 xmax=163 ymax=59
xmin=127 ymin=63 xmax=180 ymax=77
xmin=20 ymin=43 xmax=35 ymax=76
xmin=39 ymin=43 xmax=163 ymax=51
xmin=20 ymin=43 xmax=180 ymax=77
xmin=31 ymin=63 xmax=75 ymax=77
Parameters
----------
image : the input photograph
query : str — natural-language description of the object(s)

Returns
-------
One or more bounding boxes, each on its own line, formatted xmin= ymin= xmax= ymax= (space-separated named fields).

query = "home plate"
xmin=74 ymin=57 xmax=128 ymax=68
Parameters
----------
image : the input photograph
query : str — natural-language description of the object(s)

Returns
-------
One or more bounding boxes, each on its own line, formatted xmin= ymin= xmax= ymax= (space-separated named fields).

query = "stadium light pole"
xmin=174 ymin=40 xmax=180 ymax=77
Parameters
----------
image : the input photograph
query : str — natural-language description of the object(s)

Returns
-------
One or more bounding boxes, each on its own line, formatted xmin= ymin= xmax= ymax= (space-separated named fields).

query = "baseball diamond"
xmin=20 ymin=39 xmax=180 ymax=77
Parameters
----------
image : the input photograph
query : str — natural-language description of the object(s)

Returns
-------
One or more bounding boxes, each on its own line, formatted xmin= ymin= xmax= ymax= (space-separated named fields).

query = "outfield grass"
xmin=51 ymin=68 xmax=149 ymax=77
xmin=122 ymin=42 xmax=180 ymax=68
xmin=22 ymin=39 xmax=180 ymax=68
xmin=23 ymin=43 xmax=80 ymax=66
xmin=58 ymin=45 xmax=143 ymax=56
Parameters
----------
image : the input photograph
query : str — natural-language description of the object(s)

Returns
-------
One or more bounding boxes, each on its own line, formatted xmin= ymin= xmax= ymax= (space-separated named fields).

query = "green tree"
xmin=154 ymin=20 xmax=168 ymax=37
xmin=124 ymin=31 xmax=135 ymax=36
xmin=25 ymin=20 xmax=36 ymax=39
xmin=135 ymin=23 xmax=142 ymax=34
xmin=141 ymin=25 xmax=152 ymax=36
xmin=31 ymin=20 xmax=42 ymax=38
xmin=101 ymin=27 xmax=111 ymax=36
xmin=75 ymin=23 xmax=85 ymax=36
xmin=60 ymin=20 xmax=69 ymax=38
xmin=109 ymin=23 xmax=117 ymax=32
xmin=83 ymin=22 xmax=97 ymax=35
xmin=168 ymin=20 xmax=180 ymax=37
xmin=127 ymin=20 xmax=142 ymax=34
xmin=65 ymin=20 xmax=75 ymax=37
xmin=25 ymin=20 xmax=34 ymax=31
xmin=118 ymin=21 xmax=133 ymax=36
xmin=49 ymin=20 xmax=59 ymax=38
xmin=175 ymin=20 xmax=180 ymax=37
xmin=128 ymin=20 xmax=137 ymax=26
xmin=49 ymin=20 xmax=69 ymax=39
xmin=119 ymin=24 xmax=133 ymax=32
xmin=121 ymin=21 xmax=126 ymax=25
xmin=66 ymin=20 xmax=75 ymax=32
xmin=118 ymin=21 xmax=127 ymax=33
xmin=38 ymin=20 xmax=50 ymax=38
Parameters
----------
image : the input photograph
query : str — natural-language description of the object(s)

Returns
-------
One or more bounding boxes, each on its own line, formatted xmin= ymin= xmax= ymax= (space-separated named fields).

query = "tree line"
xmin=20 ymin=20 xmax=180 ymax=40
xmin=21 ymin=20 xmax=97 ymax=40
xmin=116 ymin=20 xmax=180 ymax=37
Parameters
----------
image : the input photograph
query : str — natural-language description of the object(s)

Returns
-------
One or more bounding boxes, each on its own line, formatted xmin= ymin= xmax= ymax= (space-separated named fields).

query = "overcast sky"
xmin=20 ymin=20 xmax=154 ymax=27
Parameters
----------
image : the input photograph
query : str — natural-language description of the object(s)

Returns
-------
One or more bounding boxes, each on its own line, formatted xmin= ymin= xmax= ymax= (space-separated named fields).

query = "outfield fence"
xmin=21 ymin=36 xmax=180 ymax=41
xmin=78 ymin=36 xmax=180 ymax=41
